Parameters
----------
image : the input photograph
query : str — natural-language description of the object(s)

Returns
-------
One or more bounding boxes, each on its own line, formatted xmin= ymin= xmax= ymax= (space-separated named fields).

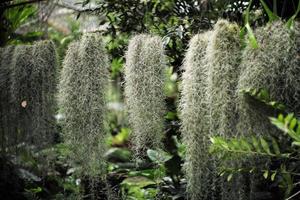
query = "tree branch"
xmin=1 ymin=0 xmax=46 ymax=9
xmin=54 ymin=1 xmax=101 ymax=13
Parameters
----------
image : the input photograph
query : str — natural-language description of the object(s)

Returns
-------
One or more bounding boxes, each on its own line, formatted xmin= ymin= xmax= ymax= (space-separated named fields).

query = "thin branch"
xmin=286 ymin=190 xmax=300 ymax=200
xmin=54 ymin=1 xmax=101 ymax=13
xmin=1 ymin=0 xmax=46 ymax=9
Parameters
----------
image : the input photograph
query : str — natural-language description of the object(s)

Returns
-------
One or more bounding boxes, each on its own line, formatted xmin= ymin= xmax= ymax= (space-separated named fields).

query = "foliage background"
xmin=0 ymin=0 xmax=300 ymax=199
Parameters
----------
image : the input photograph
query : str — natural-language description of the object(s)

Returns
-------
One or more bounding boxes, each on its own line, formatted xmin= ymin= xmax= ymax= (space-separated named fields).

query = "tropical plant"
xmin=180 ymin=19 xmax=242 ymax=200
xmin=210 ymin=113 xmax=300 ymax=200
xmin=124 ymin=34 xmax=166 ymax=160
xmin=179 ymin=31 xmax=210 ymax=200
xmin=0 ymin=40 xmax=58 ymax=153
xmin=58 ymin=33 xmax=109 ymax=178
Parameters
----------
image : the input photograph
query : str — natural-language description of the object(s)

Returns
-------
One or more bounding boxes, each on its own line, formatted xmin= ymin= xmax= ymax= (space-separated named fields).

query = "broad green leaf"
xmin=121 ymin=176 xmax=156 ymax=188
xmin=147 ymin=149 xmax=172 ymax=164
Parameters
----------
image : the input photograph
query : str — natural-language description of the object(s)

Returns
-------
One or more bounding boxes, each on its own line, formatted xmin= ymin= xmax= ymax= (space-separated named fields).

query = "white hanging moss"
xmin=179 ymin=32 xmax=211 ymax=200
xmin=0 ymin=41 xmax=58 ymax=152
xmin=124 ymin=34 xmax=166 ymax=159
xmin=237 ymin=20 xmax=300 ymax=200
xmin=10 ymin=45 xmax=35 ymax=146
xmin=32 ymin=41 xmax=58 ymax=146
xmin=9 ymin=41 xmax=57 ymax=150
xmin=0 ymin=46 xmax=15 ymax=151
xmin=237 ymin=20 xmax=300 ymax=137
xmin=207 ymin=20 xmax=243 ymax=200
xmin=206 ymin=19 xmax=241 ymax=138
xmin=206 ymin=19 xmax=243 ymax=200
xmin=181 ymin=20 xmax=243 ymax=200
xmin=58 ymin=33 xmax=110 ymax=177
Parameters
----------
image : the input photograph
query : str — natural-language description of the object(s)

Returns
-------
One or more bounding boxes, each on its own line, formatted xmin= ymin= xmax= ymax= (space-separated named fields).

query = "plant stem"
xmin=286 ymin=190 xmax=300 ymax=200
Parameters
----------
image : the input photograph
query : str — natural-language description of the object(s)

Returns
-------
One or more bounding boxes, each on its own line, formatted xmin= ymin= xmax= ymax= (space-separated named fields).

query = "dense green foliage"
xmin=1 ymin=0 xmax=300 ymax=200
xmin=211 ymin=110 xmax=300 ymax=199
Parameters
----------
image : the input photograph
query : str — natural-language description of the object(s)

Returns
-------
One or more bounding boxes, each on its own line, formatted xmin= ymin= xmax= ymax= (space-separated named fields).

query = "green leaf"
xmin=258 ymin=88 xmax=270 ymax=101
xmin=220 ymin=171 xmax=226 ymax=177
xmin=165 ymin=111 xmax=176 ymax=120
xmin=260 ymin=138 xmax=271 ymax=154
xmin=263 ymin=170 xmax=269 ymax=179
xmin=25 ymin=186 xmax=42 ymax=194
xmin=285 ymin=114 xmax=294 ymax=124
xmin=271 ymin=171 xmax=277 ymax=181
xmin=296 ymin=125 xmax=300 ymax=135
xmin=278 ymin=114 xmax=284 ymax=122
xmin=291 ymin=141 xmax=300 ymax=147
xmin=121 ymin=176 xmax=156 ymax=188
xmin=252 ymin=137 xmax=262 ymax=153
xmin=147 ymin=149 xmax=172 ymax=164
xmin=245 ymin=23 xmax=259 ymax=49
xmin=227 ymin=173 xmax=233 ymax=182
xmin=286 ymin=0 xmax=300 ymax=29
xmin=289 ymin=118 xmax=297 ymax=130
xmin=259 ymin=0 xmax=279 ymax=22
xmin=104 ymin=147 xmax=132 ymax=162
xmin=271 ymin=137 xmax=280 ymax=155
xmin=240 ymin=139 xmax=252 ymax=151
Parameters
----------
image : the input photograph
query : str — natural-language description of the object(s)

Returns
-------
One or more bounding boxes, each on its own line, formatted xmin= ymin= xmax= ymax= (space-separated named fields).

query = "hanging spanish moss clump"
xmin=180 ymin=32 xmax=211 ymax=200
xmin=206 ymin=20 xmax=241 ymax=138
xmin=10 ymin=45 xmax=35 ymax=148
xmin=6 ymin=41 xmax=58 ymax=152
xmin=124 ymin=34 xmax=166 ymax=160
xmin=58 ymin=33 xmax=110 ymax=177
xmin=237 ymin=20 xmax=300 ymax=199
xmin=31 ymin=41 xmax=58 ymax=146
xmin=237 ymin=20 xmax=300 ymax=136
xmin=0 ymin=46 xmax=15 ymax=153
xmin=205 ymin=19 xmax=243 ymax=200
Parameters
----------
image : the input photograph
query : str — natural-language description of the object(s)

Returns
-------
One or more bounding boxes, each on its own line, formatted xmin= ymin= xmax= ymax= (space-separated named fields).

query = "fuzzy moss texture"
xmin=58 ymin=33 xmax=109 ymax=177
xmin=0 ymin=41 xmax=58 ymax=153
xmin=238 ymin=20 xmax=300 ymax=137
xmin=180 ymin=32 xmax=211 ymax=200
xmin=206 ymin=20 xmax=243 ymax=200
xmin=0 ymin=46 xmax=15 ymax=152
xmin=181 ymin=19 xmax=246 ymax=200
xmin=237 ymin=20 xmax=300 ymax=199
xmin=124 ymin=34 xmax=166 ymax=160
